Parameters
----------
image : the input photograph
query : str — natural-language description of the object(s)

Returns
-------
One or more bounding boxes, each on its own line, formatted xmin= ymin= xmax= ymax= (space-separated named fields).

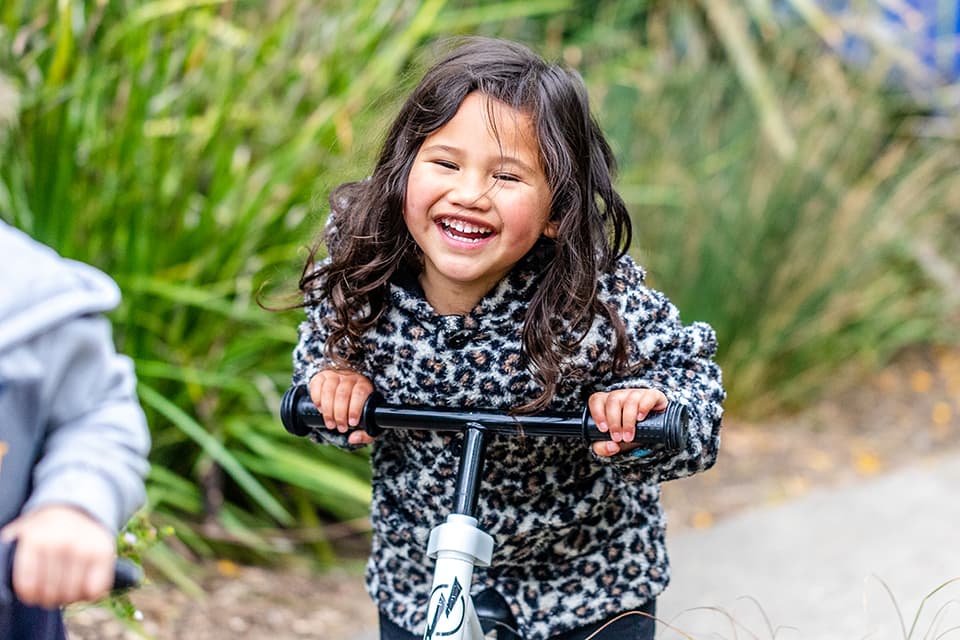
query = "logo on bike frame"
xmin=423 ymin=577 xmax=465 ymax=639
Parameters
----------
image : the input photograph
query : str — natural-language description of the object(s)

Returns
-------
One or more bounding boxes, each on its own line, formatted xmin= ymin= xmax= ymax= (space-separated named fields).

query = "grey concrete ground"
xmin=657 ymin=451 xmax=960 ymax=639
xmin=355 ymin=452 xmax=960 ymax=640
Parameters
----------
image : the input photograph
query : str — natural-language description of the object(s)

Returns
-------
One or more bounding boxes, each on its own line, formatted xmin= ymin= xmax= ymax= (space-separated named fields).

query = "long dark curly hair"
xmin=300 ymin=37 xmax=633 ymax=411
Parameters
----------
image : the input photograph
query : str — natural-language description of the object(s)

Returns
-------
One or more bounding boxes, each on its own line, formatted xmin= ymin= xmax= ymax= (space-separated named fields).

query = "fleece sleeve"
xmin=598 ymin=262 xmax=725 ymax=483
xmin=24 ymin=315 xmax=150 ymax=533
xmin=291 ymin=287 xmax=360 ymax=450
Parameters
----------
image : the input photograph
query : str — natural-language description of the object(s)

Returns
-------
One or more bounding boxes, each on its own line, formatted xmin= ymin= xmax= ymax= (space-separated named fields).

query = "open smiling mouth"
xmin=438 ymin=218 xmax=494 ymax=243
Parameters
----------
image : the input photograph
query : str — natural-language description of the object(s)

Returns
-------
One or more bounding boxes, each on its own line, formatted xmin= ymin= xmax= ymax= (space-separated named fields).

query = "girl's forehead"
xmin=471 ymin=91 xmax=531 ymax=123
xmin=453 ymin=92 xmax=538 ymax=144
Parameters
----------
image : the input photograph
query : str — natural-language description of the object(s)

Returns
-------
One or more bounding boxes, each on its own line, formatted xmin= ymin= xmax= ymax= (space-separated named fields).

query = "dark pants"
xmin=380 ymin=599 xmax=656 ymax=640
xmin=0 ymin=602 xmax=68 ymax=640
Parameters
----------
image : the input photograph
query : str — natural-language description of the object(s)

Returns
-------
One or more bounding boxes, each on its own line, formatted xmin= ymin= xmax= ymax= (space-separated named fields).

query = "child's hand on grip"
xmin=588 ymin=388 xmax=668 ymax=457
xmin=309 ymin=369 xmax=376 ymax=445
xmin=1 ymin=506 xmax=115 ymax=608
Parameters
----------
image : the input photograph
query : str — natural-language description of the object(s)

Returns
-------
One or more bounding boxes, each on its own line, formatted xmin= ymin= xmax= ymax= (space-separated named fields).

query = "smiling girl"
xmin=292 ymin=37 xmax=724 ymax=640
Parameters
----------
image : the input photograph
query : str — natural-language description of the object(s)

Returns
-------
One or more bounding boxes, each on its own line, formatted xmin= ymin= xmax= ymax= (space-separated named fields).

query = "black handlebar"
xmin=1 ymin=541 xmax=142 ymax=598
xmin=280 ymin=385 xmax=688 ymax=452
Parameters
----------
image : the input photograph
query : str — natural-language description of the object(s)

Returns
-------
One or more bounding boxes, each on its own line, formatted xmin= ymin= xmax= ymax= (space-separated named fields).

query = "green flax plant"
xmin=587 ymin=22 xmax=959 ymax=416
xmin=0 ymin=0 xmax=571 ymax=567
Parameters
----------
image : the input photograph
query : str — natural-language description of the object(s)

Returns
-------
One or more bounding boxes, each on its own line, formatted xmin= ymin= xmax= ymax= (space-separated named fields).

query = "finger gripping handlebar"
xmin=280 ymin=385 xmax=688 ymax=452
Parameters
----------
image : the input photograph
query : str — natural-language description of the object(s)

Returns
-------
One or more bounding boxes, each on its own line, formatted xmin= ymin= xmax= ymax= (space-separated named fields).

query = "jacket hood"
xmin=0 ymin=222 xmax=121 ymax=353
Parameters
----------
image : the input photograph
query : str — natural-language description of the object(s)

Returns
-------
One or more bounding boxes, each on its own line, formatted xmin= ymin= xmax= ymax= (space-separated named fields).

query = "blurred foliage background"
xmin=0 ymin=0 xmax=958 ymax=582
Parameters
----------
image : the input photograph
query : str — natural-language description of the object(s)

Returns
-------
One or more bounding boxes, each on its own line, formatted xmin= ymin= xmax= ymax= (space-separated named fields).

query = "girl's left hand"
xmin=588 ymin=388 xmax=668 ymax=457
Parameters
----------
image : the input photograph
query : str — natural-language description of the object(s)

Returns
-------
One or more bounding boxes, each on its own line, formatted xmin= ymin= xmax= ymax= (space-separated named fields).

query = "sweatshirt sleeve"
xmin=24 ymin=315 xmax=150 ymax=533
xmin=291 ymin=282 xmax=360 ymax=450
xmin=598 ymin=259 xmax=725 ymax=482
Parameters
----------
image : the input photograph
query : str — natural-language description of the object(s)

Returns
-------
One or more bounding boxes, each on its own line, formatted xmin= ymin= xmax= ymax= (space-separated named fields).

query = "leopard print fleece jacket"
xmin=292 ymin=250 xmax=725 ymax=640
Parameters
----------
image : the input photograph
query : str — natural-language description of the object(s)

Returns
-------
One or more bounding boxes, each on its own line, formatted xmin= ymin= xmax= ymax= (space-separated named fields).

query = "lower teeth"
xmin=443 ymin=226 xmax=487 ymax=243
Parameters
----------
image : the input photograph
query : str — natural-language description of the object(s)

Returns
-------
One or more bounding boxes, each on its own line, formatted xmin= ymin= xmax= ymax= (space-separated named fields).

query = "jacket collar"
xmin=388 ymin=241 xmax=553 ymax=328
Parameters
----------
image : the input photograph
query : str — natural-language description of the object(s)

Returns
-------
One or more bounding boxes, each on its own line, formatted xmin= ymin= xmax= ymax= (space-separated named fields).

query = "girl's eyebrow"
xmin=421 ymin=144 xmax=537 ymax=174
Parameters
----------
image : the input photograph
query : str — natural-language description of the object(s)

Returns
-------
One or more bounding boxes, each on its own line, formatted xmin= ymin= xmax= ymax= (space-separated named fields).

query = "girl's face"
xmin=403 ymin=92 xmax=556 ymax=315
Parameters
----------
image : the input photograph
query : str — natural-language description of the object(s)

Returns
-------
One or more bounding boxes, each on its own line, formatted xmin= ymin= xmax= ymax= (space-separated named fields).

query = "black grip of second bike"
xmin=112 ymin=558 xmax=143 ymax=592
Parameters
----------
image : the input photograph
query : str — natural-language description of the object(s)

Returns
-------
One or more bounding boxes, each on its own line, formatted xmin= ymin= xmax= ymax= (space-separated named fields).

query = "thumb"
xmin=592 ymin=441 xmax=621 ymax=457
xmin=348 ymin=430 xmax=375 ymax=445
xmin=0 ymin=520 xmax=21 ymax=542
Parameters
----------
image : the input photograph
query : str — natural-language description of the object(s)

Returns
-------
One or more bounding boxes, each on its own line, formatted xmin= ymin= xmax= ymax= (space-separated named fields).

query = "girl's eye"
xmin=494 ymin=173 xmax=520 ymax=182
xmin=433 ymin=160 xmax=458 ymax=170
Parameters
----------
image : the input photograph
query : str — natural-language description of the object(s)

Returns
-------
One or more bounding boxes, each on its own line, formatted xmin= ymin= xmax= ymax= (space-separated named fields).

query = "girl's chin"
xmin=422 ymin=265 xmax=503 ymax=291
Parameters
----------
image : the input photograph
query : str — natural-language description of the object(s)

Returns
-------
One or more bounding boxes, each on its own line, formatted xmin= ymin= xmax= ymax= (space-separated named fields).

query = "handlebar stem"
xmin=453 ymin=425 xmax=487 ymax=518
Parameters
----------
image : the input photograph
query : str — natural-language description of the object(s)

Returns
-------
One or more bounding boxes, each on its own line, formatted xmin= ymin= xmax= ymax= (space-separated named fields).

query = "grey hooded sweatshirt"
xmin=0 ymin=221 xmax=149 ymax=536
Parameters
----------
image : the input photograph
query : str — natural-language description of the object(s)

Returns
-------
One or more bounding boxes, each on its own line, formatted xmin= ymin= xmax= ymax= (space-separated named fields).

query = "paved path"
xmin=657 ymin=451 xmax=960 ymax=639
xmin=354 ymin=452 xmax=960 ymax=640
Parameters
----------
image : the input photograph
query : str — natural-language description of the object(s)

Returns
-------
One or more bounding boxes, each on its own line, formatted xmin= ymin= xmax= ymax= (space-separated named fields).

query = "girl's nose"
xmin=448 ymin=172 xmax=493 ymax=210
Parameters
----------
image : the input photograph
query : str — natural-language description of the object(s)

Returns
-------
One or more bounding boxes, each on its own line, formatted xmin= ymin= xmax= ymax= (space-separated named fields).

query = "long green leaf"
xmin=138 ymin=383 xmax=294 ymax=525
xmin=235 ymin=431 xmax=372 ymax=506
xmin=701 ymin=0 xmax=796 ymax=159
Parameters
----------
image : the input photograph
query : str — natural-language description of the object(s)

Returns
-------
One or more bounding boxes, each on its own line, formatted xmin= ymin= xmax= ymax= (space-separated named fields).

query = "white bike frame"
xmin=421 ymin=513 xmax=493 ymax=640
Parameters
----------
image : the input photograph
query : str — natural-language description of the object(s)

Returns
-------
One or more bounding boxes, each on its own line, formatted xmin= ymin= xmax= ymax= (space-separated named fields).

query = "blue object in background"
xmin=796 ymin=1 xmax=960 ymax=84
xmin=885 ymin=0 xmax=960 ymax=82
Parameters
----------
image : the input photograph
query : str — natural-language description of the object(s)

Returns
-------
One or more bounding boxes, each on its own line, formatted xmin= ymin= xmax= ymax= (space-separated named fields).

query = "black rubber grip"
xmin=112 ymin=558 xmax=143 ymax=592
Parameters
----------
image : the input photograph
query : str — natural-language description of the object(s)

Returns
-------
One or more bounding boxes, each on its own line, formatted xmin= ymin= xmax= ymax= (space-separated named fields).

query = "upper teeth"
xmin=442 ymin=219 xmax=489 ymax=235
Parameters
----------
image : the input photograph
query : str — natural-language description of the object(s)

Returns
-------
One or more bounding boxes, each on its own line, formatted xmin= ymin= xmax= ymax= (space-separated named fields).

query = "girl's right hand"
xmin=309 ymin=369 xmax=376 ymax=445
